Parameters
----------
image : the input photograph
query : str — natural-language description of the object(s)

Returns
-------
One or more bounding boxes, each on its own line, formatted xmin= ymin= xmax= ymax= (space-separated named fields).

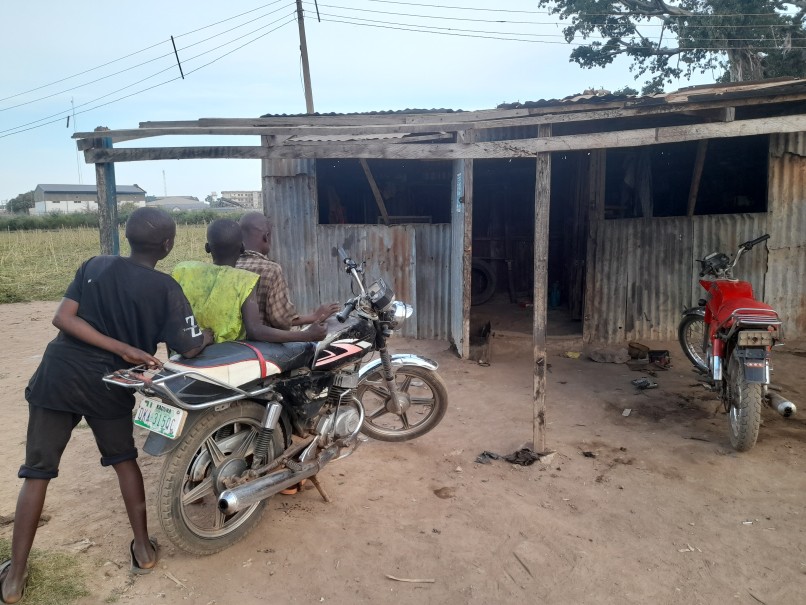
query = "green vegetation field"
xmin=0 ymin=224 xmax=210 ymax=303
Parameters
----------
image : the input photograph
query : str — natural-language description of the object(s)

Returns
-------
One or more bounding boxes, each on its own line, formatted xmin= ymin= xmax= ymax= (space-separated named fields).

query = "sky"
xmin=0 ymin=0 xmax=718 ymax=204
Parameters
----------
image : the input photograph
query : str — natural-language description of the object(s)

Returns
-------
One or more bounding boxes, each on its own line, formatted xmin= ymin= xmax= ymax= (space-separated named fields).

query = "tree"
xmin=6 ymin=190 xmax=34 ymax=214
xmin=536 ymin=0 xmax=806 ymax=93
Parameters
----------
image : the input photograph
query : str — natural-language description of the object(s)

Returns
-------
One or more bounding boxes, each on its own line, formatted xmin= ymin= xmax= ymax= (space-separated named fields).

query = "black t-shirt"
xmin=26 ymin=256 xmax=203 ymax=418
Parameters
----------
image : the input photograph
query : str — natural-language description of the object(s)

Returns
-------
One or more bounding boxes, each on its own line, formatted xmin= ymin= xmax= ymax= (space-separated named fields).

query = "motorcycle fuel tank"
xmin=312 ymin=316 xmax=376 ymax=370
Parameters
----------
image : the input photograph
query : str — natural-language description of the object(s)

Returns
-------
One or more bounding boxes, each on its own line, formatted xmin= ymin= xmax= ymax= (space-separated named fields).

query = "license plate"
xmin=134 ymin=398 xmax=187 ymax=439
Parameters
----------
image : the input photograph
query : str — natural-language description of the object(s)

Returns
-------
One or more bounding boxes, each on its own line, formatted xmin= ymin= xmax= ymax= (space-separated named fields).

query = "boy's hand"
xmin=120 ymin=345 xmax=162 ymax=368
xmin=305 ymin=321 xmax=328 ymax=342
xmin=314 ymin=303 xmax=341 ymax=322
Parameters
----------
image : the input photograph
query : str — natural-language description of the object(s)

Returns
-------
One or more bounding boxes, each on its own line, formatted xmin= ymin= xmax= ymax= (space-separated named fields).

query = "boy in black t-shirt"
xmin=0 ymin=207 xmax=212 ymax=604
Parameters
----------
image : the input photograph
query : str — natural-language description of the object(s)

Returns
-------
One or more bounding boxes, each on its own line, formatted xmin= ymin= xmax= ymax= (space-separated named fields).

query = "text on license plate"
xmin=134 ymin=398 xmax=187 ymax=439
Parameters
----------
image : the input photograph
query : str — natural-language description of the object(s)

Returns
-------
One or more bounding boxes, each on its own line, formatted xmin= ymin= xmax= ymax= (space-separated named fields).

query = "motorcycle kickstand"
xmin=309 ymin=474 xmax=331 ymax=503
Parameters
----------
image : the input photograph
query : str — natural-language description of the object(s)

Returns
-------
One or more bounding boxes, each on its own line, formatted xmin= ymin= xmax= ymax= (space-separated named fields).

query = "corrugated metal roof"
xmin=260 ymin=78 xmax=806 ymax=119
xmin=35 ymin=184 xmax=146 ymax=194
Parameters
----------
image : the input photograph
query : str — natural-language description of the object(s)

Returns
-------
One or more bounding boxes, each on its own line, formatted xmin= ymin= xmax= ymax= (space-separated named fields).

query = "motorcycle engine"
xmin=316 ymin=407 xmax=361 ymax=439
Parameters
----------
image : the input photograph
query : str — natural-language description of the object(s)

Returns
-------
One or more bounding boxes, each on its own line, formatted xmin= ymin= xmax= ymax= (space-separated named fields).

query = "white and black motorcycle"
xmin=105 ymin=249 xmax=447 ymax=555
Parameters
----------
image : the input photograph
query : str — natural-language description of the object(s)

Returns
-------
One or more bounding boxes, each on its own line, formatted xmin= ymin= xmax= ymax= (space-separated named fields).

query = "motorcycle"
xmin=104 ymin=249 xmax=448 ymax=554
xmin=678 ymin=234 xmax=792 ymax=451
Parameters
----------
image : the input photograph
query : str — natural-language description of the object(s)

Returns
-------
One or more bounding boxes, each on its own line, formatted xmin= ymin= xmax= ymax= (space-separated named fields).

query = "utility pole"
xmin=296 ymin=0 xmax=315 ymax=113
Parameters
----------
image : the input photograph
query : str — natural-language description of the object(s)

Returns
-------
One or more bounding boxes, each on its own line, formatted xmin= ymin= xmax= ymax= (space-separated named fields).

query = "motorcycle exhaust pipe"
xmin=218 ymin=445 xmax=340 ymax=514
xmin=768 ymin=391 xmax=796 ymax=417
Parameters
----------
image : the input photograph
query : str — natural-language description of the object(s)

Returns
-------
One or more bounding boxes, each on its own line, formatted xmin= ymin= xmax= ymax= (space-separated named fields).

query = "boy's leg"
xmin=113 ymin=459 xmax=156 ymax=569
xmin=4 ymin=406 xmax=80 ymax=603
xmin=87 ymin=415 xmax=156 ymax=570
xmin=2 ymin=478 xmax=48 ymax=604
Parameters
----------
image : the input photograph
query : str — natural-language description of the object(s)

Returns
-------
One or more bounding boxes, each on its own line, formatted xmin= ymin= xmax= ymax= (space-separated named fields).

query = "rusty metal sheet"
xmin=767 ymin=136 xmax=806 ymax=337
xmin=316 ymin=225 xmax=418 ymax=338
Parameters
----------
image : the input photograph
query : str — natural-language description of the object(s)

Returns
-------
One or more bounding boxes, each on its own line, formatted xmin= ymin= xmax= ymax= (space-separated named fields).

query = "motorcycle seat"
xmin=716 ymin=297 xmax=779 ymax=327
xmin=164 ymin=340 xmax=316 ymax=387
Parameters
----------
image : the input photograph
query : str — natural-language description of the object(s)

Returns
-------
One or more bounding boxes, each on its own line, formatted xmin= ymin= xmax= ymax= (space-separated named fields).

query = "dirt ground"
xmin=1 ymin=300 xmax=805 ymax=605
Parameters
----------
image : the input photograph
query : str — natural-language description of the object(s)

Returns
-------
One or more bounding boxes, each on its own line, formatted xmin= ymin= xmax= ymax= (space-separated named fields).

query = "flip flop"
xmin=129 ymin=537 xmax=159 ymax=575
xmin=0 ymin=559 xmax=26 ymax=604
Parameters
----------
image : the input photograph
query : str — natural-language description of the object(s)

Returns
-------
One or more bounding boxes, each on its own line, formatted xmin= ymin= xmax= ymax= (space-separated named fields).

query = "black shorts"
xmin=19 ymin=405 xmax=138 ymax=480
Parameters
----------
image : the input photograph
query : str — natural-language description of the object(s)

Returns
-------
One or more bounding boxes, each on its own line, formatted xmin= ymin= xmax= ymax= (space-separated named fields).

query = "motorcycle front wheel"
xmin=726 ymin=355 xmax=762 ymax=452
xmin=157 ymin=400 xmax=281 ymax=555
xmin=678 ymin=313 xmax=708 ymax=373
xmin=357 ymin=365 xmax=447 ymax=442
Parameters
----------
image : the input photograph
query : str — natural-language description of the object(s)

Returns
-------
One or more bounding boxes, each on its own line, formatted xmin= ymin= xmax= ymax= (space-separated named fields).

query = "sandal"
xmin=0 ymin=560 xmax=27 ymax=604
xmin=130 ymin=537 xmax=159 ymax=575
xmin=280 ymin=479 xmax=307 ymax=495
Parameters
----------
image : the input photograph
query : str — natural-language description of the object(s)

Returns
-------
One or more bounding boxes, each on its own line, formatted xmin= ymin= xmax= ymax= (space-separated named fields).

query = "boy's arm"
xmin=242 ymin=291 xmax=326 ymax=343
xmin=52 ymin=298 xmax=162 ymax=367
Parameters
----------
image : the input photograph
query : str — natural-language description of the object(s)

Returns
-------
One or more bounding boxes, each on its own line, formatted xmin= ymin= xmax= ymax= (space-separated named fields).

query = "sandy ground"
xmin=1 ymin=300 xmax=805 ymax=605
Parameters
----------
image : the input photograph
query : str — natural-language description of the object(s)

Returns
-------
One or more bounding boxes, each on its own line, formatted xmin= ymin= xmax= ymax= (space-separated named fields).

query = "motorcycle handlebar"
xmin=741 ymin=234 xmax=770 ymax=250
xmin=336 ymin=298 xmax=358 ymax=323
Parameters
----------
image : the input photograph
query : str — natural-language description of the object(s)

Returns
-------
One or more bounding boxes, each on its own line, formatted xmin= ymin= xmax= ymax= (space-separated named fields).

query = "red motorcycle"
xmin=678 ymin=234 xmax=792 ymax=451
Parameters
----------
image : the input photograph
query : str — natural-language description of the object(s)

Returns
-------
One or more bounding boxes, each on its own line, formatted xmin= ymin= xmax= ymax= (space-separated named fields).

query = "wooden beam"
xmin=82 ymin=114 xmax=806 ymax=163
xmin=74 ymin=92 xmax=806 ymax=147
xmin=582 ymin=150 xmax=606 ymax=345
xmin=359 ymin=159 xmax=390 ymax=225
xmin=687 ymin=140 xmax=709 ymax=216
xmin=533 ymin=124 xmax=551 ymax=452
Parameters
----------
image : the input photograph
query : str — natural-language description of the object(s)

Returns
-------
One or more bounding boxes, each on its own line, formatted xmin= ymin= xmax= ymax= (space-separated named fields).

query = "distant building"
xmin=220 ymin=190 xmax=262 ymax=209
xmin=147 ymin=196 xmax=207 ymax=212
xmin=33 ymin=184 xmax=146 ymax=215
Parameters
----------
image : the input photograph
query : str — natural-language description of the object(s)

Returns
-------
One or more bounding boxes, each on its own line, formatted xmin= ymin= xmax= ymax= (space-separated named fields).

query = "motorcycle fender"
xmin=359 ymin=354 xmax=438 ymax=380
xmin=733 ymin=347 xmax=770 ymax=384
xmin=681 ymin=306 xmax=705 ymax=318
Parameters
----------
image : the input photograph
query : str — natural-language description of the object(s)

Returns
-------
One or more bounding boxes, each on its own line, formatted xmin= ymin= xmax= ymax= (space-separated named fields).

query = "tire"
xmin=471 ymin=259 xmax=496 ymax=306
xmin=157 ymin=400 xmax=281 ymax=555
xmin=356 ymin=366 xmax=448 ymax=442
xmin=726 ymin=355 xmax=762 ymax=452
xmin=678 ymin=313 xmax=708 ymax=373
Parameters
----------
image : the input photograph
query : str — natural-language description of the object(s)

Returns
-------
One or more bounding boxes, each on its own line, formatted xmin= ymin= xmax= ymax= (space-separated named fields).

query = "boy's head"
xmin=125 ymin=207 xmax=176 ymax=259
xmin=239 ymin=212 xmax=272 ymax=256
xmin=206 ymin=219 xmax=244 ymax=265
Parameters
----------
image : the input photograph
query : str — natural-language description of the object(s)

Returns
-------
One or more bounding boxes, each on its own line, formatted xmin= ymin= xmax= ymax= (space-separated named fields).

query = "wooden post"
xmin=687 ymin=140 xmax=708 ymax=216
xmin=359 ymin=159 xmax=390 ymax=225
xmin=582 ymin=150 xmax=606 ymax=344
xmin=296 ymin=0 xmax=315 ymax=114
xmin=93 ymin=128 xmax=119 ymax=255
xmin=533 ymin=124 xmax=551 ymax=452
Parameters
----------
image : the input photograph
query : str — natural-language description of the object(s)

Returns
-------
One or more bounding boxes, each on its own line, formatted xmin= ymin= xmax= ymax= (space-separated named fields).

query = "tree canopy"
xmin=6 ymin=190 xmax=35 ymax=214
xmin=536 ymin=0 xmax=806 ymax=93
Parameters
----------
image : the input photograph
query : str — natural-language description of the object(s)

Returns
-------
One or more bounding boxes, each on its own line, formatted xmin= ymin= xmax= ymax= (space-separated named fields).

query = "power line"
xmin=0 ymin=16 xmax=297 ymax=139
xmin=308 ymin=1 xmax=802 ymax=29
xmin=365 ymin=0 xmax=795 ymax=19
xmin=315 ymin=11 xmax=806 ymax=48
xmin=1 ymin=2 xmax=295 ymax=113
xmin=0 ymin=0 xmax=293 ymax=104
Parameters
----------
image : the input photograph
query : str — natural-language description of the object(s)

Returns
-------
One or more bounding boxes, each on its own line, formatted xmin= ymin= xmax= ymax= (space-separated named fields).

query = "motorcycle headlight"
xmin=391 ymin=301 xmax=414 ymax=323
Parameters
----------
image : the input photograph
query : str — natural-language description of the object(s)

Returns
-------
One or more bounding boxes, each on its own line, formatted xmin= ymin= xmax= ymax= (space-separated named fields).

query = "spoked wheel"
xmin=678 ymin=313 xmax=708 ymax=373
xmin=725 ymin=355 xmax=762 ymax=452
xmin=157 ymin=401 xmax=281 ymax=555
xmin=356 ymin=365 xmax=448 ymax=442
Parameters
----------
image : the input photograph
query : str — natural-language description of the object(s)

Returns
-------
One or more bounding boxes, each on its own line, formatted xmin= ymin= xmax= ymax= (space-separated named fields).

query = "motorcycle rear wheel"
xmin=678 ymin=313 xmax=708 ymax=373
xmin=157 ymin=400 xmax=281 ymax=555
xmin=726 ymin=355 xmax=762 ymax=452
xmin=357 ymin=366 xmax=447 ymax=442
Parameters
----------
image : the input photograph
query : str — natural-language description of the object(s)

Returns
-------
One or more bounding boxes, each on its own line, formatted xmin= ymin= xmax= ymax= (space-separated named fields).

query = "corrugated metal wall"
xmin=264 ymin=157 xmax=452 ymax=341
xmin=768 ymin=133 xmax=806 ymax=337
xmin=588 ymin=214 xmax=769 ymax=342
xmin=262 ymin=158 xmax=320 ymax=319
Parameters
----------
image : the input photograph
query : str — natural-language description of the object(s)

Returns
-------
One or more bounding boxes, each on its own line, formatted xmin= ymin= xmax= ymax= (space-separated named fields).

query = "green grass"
xmin=0 ymin=224 xmax=210 ymax=303
xmin=0 ymin=538 xmax=90 ymax=605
